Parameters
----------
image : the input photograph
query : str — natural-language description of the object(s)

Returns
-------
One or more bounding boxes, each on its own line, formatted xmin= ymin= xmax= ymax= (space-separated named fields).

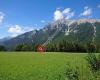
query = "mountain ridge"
xmin=0 ymin=19 xmax=100 ymax=50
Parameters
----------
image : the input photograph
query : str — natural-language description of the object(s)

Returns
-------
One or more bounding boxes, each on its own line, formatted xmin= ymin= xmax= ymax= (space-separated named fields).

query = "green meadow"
xmin=0 ymin=52 xmax=98 ymax=80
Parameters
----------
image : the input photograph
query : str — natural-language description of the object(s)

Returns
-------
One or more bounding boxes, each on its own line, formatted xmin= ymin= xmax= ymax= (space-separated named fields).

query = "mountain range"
xmin=0 ymin=19 xmax=100 ymax=50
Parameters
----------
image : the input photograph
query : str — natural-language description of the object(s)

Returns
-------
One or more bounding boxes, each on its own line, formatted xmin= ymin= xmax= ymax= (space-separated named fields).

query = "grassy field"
xmin=0 ymin=52 xmax=97 ymax=80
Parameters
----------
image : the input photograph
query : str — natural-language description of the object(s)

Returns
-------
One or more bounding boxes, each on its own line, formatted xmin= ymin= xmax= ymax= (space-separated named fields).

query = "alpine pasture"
xmin=0 ymin=52 xmax=98 ymax=80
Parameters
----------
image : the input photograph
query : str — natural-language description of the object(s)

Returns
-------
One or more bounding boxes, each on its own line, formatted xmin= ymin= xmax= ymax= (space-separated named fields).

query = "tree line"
xmin=0 ymin=40 xmax=100 ymax=53
xmin=46 ymin=40 xmax=100 ymax=53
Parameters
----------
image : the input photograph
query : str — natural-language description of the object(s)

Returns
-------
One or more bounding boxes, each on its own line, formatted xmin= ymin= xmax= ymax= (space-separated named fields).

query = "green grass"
xmin=0 ymin=52 xmax=96 ymax=80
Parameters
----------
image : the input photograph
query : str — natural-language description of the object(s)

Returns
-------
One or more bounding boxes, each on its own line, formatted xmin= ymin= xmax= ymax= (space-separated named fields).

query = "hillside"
xmin=0 ymin=19 xmax=100 ymax=50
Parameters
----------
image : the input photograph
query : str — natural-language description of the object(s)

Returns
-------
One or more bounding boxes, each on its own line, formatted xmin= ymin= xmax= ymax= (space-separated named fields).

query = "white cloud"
xmin=54 ymin=9 xmax=64 ymax=21
xmin=8 ymin=25 xmax=22 ymax=34
xmin=23 ymin=27 xmax=34 ymax=33
xmin=11 ymin=34 xmax=20 ymax=37
xmin=63 ymin=8 xmax=75 ymax=19
xmin=0 ymin=12 xmax=5 ymax=25
xmin=80 ymin=7 xmax=92 ymax=16
xmin=54 ymin=8 xmax=75 ymax=21
xmin=62 ymin=8 xmax=71 ymax=14
xmin=41 ymin=20 xmax=46 ymax=23
xmin=97 ymin=5 xmax=100 ymax=8
xmin=56 ymin=7 xmax=63 ymax=10
xmin=8 ymin=25 xmax=34 ymax=37
xmin=34 ymin=24 xmax=38 ymax=27
xmin=65 ymin=12 xmax=75 ymax=19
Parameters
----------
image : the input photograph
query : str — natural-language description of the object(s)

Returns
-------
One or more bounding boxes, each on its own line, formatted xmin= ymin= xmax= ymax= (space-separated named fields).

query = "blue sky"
xmin=0 ymin=0 xmax=100 ymax=38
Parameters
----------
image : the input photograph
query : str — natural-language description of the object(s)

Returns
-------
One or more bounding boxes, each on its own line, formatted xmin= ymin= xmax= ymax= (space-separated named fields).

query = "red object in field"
xmin=37 ymin=45 xmax=45 ymax=52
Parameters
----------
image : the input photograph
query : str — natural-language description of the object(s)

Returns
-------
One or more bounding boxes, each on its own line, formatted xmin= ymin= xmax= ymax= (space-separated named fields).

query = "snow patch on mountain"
xmin=65 ymin=20 xmax=78 ymax=35
xmin=91 ymin=23 xmax=96 ymax=42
